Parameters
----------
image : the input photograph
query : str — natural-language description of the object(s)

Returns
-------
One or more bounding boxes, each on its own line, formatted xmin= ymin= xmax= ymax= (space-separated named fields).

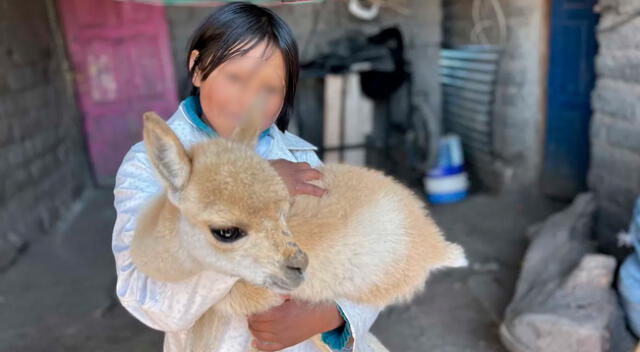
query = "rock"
xmin=592 ymin=79 xmax=640 ymax=125
xmin=500 ymin=193 xmax=636 ymax=352
xmin=0 ymin=232 xmax=26 ymax=271
xmin=0 ymin=237 xmax=18 ymax=271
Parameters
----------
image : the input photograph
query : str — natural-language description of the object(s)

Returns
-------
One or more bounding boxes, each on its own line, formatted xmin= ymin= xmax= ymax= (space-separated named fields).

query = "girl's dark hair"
xmin=187 ymin=2 xmax=299 ymax=132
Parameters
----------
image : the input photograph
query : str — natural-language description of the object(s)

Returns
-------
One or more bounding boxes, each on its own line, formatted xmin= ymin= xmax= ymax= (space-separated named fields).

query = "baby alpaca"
xmin=131 ymin=106 xmax=467 ymax=351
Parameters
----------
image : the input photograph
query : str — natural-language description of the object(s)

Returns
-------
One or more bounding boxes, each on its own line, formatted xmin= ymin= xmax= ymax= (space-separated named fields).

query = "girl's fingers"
xmin=248 ymin=328 xmax=278 ymax=341
xmin=296 ymin=162 xmax=312 ymax=169
xmin=252 ymin=339 xmax=284 ymax=352
xmin=248 ymin=309 xmax=280 ymax=323
xmin=294 ymin=182 xmax=326 ymax=197
xmin=300 ymin=168 xmax=323 ymax=181
xmin=247 ymin=318 xmax=282 ymax=334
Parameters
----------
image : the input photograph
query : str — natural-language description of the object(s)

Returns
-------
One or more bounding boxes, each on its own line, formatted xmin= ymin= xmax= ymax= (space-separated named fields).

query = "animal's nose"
xmin=285 ymin=249 xmax=308 ymax=275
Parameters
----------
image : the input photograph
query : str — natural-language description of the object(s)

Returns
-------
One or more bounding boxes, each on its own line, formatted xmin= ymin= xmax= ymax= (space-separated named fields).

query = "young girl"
xmin=112 ymin=3 xmax=381 ymax=351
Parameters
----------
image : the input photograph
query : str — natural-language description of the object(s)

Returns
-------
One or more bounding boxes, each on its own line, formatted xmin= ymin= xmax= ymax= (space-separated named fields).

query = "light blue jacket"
xmin=111 ymin=98 xmax=381 ymax=351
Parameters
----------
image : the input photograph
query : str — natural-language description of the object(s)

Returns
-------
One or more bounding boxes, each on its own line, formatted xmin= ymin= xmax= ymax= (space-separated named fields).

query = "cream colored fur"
xmin=131 ymin=106 xmax=467 ymax=352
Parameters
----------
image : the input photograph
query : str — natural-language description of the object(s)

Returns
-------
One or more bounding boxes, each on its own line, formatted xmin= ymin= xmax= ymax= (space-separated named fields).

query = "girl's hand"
xmin=269 ymin=159 xmax=326 ymax=197
xmin=248 ymin=298 xmax=345 ymax=351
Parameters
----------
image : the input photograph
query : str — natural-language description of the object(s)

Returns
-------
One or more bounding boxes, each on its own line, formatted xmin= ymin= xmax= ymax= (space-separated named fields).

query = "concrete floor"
xmin=372 ymin=191 xmax=564 ymax=351
xmin=0 ymin=188 xmax=564 ymax=351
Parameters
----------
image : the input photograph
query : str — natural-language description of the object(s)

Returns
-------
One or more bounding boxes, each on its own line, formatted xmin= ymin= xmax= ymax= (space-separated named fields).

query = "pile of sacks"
xmin=500 ymin=194 xmax=637 ymax=352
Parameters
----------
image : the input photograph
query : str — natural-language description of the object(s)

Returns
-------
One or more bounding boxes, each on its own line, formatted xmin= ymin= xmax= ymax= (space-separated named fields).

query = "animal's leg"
xmin=218 ymin=281 xmax=282 ymax=316
xmin=187 ymin=309 xmax=229 ymax=352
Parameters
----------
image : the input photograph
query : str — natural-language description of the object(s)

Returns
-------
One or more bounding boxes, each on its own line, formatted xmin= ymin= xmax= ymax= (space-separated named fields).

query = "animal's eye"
xmin=210 ymin=227 xmax=246 ymax=243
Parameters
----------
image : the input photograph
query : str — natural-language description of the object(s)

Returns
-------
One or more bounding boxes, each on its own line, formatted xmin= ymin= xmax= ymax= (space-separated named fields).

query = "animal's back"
xmin=288 ymin=164 xmax=465 ymax=306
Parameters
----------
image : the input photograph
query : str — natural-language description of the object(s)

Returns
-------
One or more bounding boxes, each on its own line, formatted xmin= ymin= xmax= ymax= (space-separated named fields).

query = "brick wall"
xmin=443 ymin=0 xmax=547 ymax=189
xmin=590 ymin=0 xmax=640 ymax=254
xmin=0 ymin=0 xmax=90 ymax=269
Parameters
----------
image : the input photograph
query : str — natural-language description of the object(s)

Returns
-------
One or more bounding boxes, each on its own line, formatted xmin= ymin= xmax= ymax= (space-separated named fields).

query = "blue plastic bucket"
xmin=424 ymin=134 xmax=469 ymax=204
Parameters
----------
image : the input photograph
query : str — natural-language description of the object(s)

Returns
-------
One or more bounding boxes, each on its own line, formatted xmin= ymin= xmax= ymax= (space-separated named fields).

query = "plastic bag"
xmin=618 ymin=197 xmax=640 ymax=336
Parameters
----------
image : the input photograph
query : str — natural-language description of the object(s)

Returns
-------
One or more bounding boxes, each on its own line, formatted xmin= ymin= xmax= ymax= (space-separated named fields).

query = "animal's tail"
xmin=444 ymin=243 xmax=468 ymax=268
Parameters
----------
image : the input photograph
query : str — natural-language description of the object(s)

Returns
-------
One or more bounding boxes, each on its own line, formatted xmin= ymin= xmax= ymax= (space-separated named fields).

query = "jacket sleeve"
xmin=112 ymin=142 xmax=239 ymax=332
xmin=291 ymin=149 xmax=383 ymax=351
xmin=331 ymin=299 xmax=382 ymax=351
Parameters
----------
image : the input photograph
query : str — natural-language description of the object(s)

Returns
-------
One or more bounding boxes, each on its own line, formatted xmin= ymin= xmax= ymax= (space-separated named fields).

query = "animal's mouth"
xmin=266 ymin=274 xmax=304 ymax=292
xmin=263 ymin=250 xmax=308 ymax=292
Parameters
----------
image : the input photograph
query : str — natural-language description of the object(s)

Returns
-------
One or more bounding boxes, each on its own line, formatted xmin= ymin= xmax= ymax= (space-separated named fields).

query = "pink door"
xmin=58 ymin=0 xmax=179 ymax=184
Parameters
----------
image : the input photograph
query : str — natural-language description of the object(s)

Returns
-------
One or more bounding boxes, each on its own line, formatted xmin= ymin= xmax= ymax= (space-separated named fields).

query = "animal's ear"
xmin=143 ymin=112 xmax=192 ymax=193
xmin=131 ymin=197 xmax=202 ymax=283
xmin=229 ymin=96 xmax=266 ymax=148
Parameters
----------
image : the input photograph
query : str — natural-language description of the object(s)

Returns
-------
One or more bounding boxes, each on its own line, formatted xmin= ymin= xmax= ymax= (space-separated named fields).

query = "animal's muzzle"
xmin=284 ymin=248 xmax=308 ymax=276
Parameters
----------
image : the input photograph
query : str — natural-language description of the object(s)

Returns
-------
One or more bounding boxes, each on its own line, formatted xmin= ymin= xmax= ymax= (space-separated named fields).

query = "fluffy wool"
xmin=131 ymin=107 xmax=467 ymax=352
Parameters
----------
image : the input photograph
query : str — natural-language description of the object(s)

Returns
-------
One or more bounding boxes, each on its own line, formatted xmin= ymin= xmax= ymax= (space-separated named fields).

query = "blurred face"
xmin=189 ymin=41 xmax=286 ymax=138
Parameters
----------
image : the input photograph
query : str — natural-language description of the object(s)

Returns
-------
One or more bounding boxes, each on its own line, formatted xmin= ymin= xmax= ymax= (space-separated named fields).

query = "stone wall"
xmin=442 ymin=0 xmax=547 ymax=189
xmin=0 ymin=0 xmax=90 ymax=269
xmin=590 ymin=0 xmax=640 ymax=254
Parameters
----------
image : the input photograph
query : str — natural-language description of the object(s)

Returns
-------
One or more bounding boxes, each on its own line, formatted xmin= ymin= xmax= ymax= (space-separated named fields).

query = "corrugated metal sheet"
xmin=441 ymin=45 xmax=501 ymax=166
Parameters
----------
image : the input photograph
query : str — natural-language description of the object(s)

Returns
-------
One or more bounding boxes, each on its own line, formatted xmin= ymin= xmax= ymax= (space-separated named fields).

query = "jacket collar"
xmin=179 ymin=96 xmax=270 ymax=140
xmin=177 ymin=96 xmax=318 ymax=153
xmin=269 ymin=125 xmax=318 ymax=151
